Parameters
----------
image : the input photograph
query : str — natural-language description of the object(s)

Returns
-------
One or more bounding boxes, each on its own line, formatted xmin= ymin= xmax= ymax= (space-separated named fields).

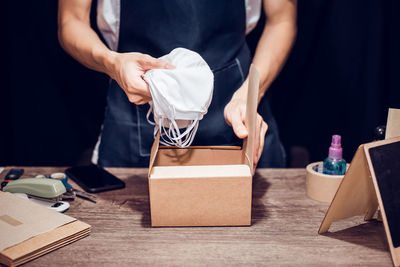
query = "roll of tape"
xmin=305 ymin=161 xmax=345 ymax=203
xmin=49 ymin=172 xmax=72 ymax=189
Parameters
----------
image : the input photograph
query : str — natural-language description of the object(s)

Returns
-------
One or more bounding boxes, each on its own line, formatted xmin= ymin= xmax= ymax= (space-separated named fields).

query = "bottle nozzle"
xmin=329 ymin=134 xmax=343 ymax=159
xmin=331 ymin=135 xmax=341 ymax=147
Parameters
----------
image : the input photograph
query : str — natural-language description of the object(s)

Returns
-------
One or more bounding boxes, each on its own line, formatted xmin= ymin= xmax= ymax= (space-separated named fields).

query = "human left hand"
xmin=224 ymin=90 xmax=268 ymax=172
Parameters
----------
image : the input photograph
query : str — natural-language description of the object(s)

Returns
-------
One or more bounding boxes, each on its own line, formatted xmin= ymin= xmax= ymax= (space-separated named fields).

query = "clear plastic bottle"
xmin=323 ymin=135 xmax=347 ymax=175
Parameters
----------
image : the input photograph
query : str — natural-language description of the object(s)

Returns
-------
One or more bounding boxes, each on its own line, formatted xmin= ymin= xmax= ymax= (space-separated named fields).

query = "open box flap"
xmin=243 ymin=65 xmax=262 ymax=173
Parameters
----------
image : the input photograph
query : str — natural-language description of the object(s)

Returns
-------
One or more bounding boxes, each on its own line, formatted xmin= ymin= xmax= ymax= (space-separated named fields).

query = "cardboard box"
xmin=147 ymin=65 xmax=261 ymax=227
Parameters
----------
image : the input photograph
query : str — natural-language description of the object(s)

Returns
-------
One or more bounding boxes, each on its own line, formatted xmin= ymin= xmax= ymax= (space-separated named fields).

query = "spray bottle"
xmin=323 ymin=135 xmax=347 ymax=175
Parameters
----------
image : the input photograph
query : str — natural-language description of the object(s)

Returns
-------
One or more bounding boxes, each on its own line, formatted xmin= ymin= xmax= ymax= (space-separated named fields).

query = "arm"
xmin=224 ymin=0 xmax=297 ymax=168
xmin=57 ymin=0 xmax=172 ymax=104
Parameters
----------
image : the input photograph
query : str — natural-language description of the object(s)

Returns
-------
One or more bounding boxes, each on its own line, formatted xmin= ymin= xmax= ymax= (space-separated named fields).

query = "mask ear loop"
xmin=153 ymin=101 xmax=178 ymax=146
xmin=160 ymin=118 xmax=197 ymax=148
xmin=172 ymin=120 xmax=196 ymax=141
xmin=169 ymin=119 xmax=184 ymax=147
xmin=149 ymin=108 xmax=201 ymax=148
xmin=178 ymin=119 xmax=199 ymax=147
xmin=162 ymin=121 xmax=177 ymax=146
xmin=164 ymin=106 xmax=196 ymax=148
xmin=146 ymin=102 xmax=156 ymax=126
xmin=148 ymin=89 xmax=202 ymax=148
xmin=160 ymin=118 xmax=191 ymax=148
xmin=159 ymin=118 xmax=177 ymax=146
xmin=147 ymin=102 xmax=168 ymax=144
xmin=160 ymin=119 xmax=182 ymax=147
xmin=166 ymin=118 xmax=200 ymax=148
xmin=160 ymin=129 xmax=175 ymax=146
xmin=160 ymin=105 xmax=182 ymax=147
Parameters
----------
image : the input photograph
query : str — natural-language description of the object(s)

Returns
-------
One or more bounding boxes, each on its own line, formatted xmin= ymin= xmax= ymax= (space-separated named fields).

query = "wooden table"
xmin=1 ymin=167 xmax=393 ymax=266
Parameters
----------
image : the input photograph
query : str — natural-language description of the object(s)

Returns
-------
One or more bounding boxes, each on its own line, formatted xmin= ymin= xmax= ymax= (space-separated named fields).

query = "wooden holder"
xmin=319 ymin=137 xmax=400 ymax=267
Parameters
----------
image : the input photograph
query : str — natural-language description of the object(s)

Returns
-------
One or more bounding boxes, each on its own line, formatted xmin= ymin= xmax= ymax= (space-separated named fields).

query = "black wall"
xmin=271 ymin=0 xmax=400 ymax=163
xmin=3 ymin=0 xmax=108 ymax=166
xmin=2 ymin=0 xmax=399 ymax=166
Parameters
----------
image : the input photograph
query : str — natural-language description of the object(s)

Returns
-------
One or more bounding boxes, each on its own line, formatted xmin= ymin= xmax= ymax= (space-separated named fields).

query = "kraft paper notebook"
xmin=0 ymin=192 xmax=91 ymax=267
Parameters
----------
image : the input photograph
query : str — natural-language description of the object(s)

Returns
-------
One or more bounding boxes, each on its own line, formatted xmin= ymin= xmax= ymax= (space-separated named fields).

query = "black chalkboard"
xmin=369 ymin=141 xmax=400 ymax=248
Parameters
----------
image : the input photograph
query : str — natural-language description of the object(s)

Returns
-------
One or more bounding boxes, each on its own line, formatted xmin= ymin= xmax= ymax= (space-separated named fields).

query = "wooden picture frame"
xmin=319 ymin=136 xmax=400 ymax=267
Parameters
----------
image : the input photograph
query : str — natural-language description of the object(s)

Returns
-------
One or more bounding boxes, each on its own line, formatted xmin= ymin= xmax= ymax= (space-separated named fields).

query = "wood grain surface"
xmin=0 ymin=167 xmax=392 ymax=267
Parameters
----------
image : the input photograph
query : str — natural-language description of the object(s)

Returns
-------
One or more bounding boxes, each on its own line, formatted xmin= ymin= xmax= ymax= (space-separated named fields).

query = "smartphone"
xmin=65 ymin=164 xmax=125 ymax=193
xmin=5 ymin=168 xmax=24 ymax=180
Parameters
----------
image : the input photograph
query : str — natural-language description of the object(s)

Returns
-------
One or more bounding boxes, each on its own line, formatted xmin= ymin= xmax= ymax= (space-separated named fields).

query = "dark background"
xmin=2 ymin=0 xmax=399 ymax=167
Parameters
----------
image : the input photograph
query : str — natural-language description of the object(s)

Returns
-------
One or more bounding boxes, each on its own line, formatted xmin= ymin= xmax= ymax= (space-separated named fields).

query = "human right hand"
xmin=224 ymin=96 xmax=268 ymax=172
xmin=108 ymin=52 xmax=174 ymax=105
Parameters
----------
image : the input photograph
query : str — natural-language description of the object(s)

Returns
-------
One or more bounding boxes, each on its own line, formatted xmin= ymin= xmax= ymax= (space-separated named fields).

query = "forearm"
xmin=58 ymin=7 xmax=115 ymax=77
xmin=232 ymin=1 xmax=297 ymax=102
xmin=57 ymin=0 xmax=174 ymax=105
xmin=253 ymin=19 xmax=297 ymax=99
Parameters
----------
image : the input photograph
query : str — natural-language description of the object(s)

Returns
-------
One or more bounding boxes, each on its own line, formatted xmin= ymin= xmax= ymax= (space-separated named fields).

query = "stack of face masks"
xmin=144 ymin=48 xmax=214 ymax=148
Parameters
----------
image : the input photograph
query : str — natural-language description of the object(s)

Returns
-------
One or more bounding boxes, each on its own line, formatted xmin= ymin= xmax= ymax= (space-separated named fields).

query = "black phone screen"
xmin=65 ymin=164 xmax=125 ymax=193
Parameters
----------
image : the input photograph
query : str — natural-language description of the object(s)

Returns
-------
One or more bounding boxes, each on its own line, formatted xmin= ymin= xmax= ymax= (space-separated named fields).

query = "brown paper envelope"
xmin=0 ymin=192 xmax=75 ymax=251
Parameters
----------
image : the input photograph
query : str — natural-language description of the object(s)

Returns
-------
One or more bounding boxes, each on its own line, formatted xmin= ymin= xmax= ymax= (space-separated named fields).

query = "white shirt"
xmin=96 ymin=0 xmax=262 ymax=51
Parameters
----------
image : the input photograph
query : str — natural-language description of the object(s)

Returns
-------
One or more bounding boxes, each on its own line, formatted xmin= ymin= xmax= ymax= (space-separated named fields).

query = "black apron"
xmin=98 ymin=0 xmax=286 ymax=167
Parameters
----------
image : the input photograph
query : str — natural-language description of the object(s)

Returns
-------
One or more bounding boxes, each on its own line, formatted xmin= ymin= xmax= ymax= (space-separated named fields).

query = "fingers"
xmin=232 ymin=120 xmax=248 ymax=139
xmin=129 ymin=76 xmax=151 ymax=97
xmin=112 ymin=52 xmax=165 ymax=105
xmin=125 ymin=54 xmax=173 ymax=104
xmin=123 ymin=64 xmax=152 ymax=103
xmin=224 ymin=103 xmax=248 ymax=138
xmin=122 ymin=78 xmax=152 ymax=104
xmin=230 ymin=113 xmax=248 ymax=139
xmin=124 ymin=75 xmax=151 ymax=104
xmin=139 ymin=55 xmax=175 ymax=70
xmin=127 ymin=94 xmax=152 ymax=105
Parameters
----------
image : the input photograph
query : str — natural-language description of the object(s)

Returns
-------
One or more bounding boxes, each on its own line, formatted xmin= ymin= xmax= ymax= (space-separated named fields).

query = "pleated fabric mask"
xmin=144 ymin=48 xmax=214 ymax=148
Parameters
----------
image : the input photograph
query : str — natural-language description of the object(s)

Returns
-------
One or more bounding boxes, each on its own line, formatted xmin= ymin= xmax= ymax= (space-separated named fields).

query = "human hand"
xmin=107 ymin=52 xmax=174 ymax=105
xmin=224 ymin=90 xmax=268 ymax=171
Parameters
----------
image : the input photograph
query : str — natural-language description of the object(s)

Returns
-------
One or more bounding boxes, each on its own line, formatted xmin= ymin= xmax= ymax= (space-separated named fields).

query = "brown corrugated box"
xmin=148 ymin=65 xmax=261 ymax=227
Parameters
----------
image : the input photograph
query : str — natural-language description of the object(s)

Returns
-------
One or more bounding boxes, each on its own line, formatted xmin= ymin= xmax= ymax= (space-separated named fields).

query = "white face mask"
xmin=144 ymin=48 xmax=214 ymax=148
